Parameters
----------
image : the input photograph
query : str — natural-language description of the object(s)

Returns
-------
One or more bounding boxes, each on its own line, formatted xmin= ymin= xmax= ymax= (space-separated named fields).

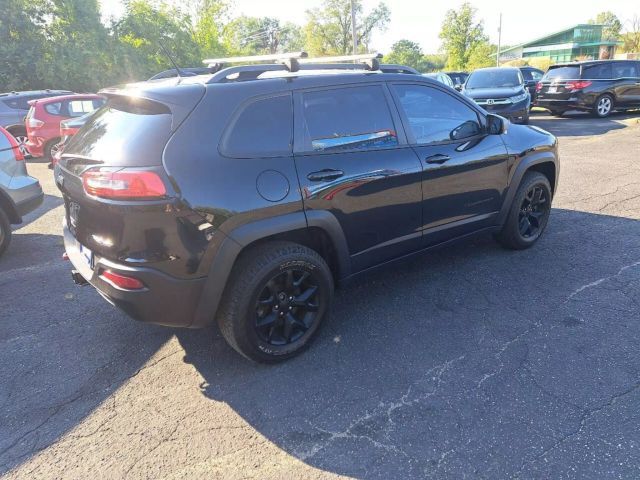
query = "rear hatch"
xmin=55 ymin=80 xmax=206 ymax=266
xmin=536 ymin=65 xmax=582 ymax=100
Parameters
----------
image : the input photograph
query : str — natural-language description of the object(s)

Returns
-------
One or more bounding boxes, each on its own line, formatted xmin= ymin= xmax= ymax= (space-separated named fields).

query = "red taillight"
xmin=565 ymin=80 xmax=592 ymax=91
xmin=82 ymin=169 xmax=167 ymax=199
xmin=27 ymin=117 xmax=44 ymax=128
xmin=1 ymin=127 xmax=24 ymax=161
xmin=536 ymin=82 xmax=543 ymax=92
xmin=100 ymin=270 xmax=145 ymax=290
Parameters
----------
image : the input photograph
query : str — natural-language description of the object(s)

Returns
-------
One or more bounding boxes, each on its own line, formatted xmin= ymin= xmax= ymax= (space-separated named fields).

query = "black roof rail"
xmin=379 ymin=64 xmax=420 ymax=75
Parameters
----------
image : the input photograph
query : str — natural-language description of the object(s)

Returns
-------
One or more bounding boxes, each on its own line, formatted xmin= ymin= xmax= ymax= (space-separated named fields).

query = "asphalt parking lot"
xmin=1 ymin=111 xmax=639 ymax=479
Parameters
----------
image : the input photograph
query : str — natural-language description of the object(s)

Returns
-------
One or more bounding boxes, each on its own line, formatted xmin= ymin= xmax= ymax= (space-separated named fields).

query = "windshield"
xmin=466 ymin=70 xmax=521 ymax=89
xmin=543 ymin=66 xmax=580 ymax=81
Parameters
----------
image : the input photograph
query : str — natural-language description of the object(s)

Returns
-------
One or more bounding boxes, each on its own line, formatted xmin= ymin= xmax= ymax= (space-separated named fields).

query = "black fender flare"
xmin=497 ymin=152 xmax=558 ymax=225
xmin=190 ymin=210 xmax=350 ymax=328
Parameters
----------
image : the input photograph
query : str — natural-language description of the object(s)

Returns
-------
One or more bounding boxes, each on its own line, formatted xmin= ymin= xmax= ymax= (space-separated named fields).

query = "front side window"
xmin=301 ymin=85 xmax=398 ymax=153
xmin=222 ymin=94 xmax=293 ymax=158
xmin=392 ymin=84 xmax=482 ymax=145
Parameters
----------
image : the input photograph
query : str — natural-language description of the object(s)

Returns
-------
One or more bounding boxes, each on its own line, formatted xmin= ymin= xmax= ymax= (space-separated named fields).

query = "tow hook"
xmin=71 ymin=270 xmax=88 ymax=286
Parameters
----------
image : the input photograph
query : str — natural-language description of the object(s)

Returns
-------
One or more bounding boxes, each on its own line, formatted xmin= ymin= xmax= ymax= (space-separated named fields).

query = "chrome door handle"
xmin=425 ymin=154 xmax=451 ymax=164
xmin=307 ymin=169 xmax=344 ymax=181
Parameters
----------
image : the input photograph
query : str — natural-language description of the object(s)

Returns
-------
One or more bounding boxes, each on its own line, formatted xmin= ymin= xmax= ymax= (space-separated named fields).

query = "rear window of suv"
xmin=544 ymin=66 xmax=580 ymax=81
xmin=62 ymin=98 xmax=172 ymax=166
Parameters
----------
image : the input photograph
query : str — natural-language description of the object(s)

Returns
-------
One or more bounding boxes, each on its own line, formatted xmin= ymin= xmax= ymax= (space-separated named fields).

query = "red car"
xmin=25 ymin=94 xmax=104 ymax=159
xmin=50 ymin=112 xmax=95 ymax=167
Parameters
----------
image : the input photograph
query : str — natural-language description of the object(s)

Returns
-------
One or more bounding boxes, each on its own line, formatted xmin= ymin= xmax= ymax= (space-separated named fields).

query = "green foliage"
xmin=0 ymin=0 xmax=50 ymax=90
xmin=303 ymin=0 xmax=390 ymax=55
xmin=588 ymin=11 xmax=622 ymax=41
xmin=466 ymin=42 xmax=496 ymax=70
xmin=223 ymin=16 xmax=303 ymax=55
xmin=439 ymin=2 xmax=488 ymax=70
xmin=384 ymin=40 xmax=425 ymax=70
xmin=619 ymin=16 xmax=640 ymax=54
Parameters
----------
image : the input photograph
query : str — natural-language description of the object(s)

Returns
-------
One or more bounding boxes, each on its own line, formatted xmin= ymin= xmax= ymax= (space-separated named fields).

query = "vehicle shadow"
xmin=0 ymin=234 xmax=175 ymax=475
xmin=530 ymin=110 xmax=638 ymax=137
xmin=2 ymin=209 xmax=639 ymax=478
xmin=13 ymin=193 xmax=63 ymax=230
xmin=174 ymin=207 xmax=640 ymax=478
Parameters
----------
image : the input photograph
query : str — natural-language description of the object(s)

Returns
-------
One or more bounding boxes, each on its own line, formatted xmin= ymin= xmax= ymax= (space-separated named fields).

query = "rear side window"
xmin=44 ymin=102 xmax=63 ymax=115
xmin=62 ymin=98 xmax=172 ymax=166
xmin=301 ymin=85 xmax=398 ymax=153
xmin=222 ymin=94 xmax=292 ymax=158
xmin=2 ymin=97 xmax=31 ymax=110
xmin=68 ymin=99 xmax=96 ymax=117
xmin=612 ymin=62 xmax=639 ymax=78
xmin=544 ymin=66 xmax=580 ymax=81
xmin=392 ymin=84 xmax=482 ymax=145
xmin=583 ymin=63 xmax=613 ymax=79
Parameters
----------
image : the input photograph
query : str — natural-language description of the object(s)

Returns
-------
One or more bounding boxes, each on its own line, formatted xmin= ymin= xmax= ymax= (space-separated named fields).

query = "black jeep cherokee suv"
xmin=56 ymin=55 xmax=559 ymax=362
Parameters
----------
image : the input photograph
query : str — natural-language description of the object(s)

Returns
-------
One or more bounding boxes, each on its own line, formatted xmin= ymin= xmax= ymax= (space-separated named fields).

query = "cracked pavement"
xmin=1 ymin=111 xmax=639 ymax=479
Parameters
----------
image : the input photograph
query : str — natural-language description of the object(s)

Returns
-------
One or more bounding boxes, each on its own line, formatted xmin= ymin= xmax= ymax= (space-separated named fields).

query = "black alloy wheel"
xmin=255 ymin=269 xmax=320 ymax=346
xmin=495 ymin=171 xmax=552 ymax=250
xmin=518 ymin=185 xmax=547 ymax=239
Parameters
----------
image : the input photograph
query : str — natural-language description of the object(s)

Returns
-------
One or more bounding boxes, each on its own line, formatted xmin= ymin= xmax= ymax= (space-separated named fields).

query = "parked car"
xmin=519 ymin=66 xmax=545 ymax=104
xmin=50 ymin=111 xmax=95 ymax=168
xmin=56 ymin=55 xmax=559 ymax=363
xmin=535 ymin=60 xmax=640 ymax=118
xmin=149 ymin=67 xmax=213 ymax=80
xmin=463 ymin=67 xmax=531 ymax=124
xmin=423 ymin=72 xmax=455 ymax=88
xmin=0 ymin=90 xmax=72 ymax=157
xmin=0 ymin=126 xmax=44 ymax=257
xmin=25 ymin=94 xmax=105 ymax=160
xmin=443 ymin=71 xmax=469 ymax=91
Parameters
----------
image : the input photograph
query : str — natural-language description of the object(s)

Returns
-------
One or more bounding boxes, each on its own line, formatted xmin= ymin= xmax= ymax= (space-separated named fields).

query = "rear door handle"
xmin=425 ymin=154 xmax=451 ymax=164
xmin=307 ymin=169 xmax=344 ymax=182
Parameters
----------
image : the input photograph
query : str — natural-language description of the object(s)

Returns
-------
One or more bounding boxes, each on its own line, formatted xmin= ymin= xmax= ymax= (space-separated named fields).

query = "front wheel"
xmin=44 ymin=138 xmax=61 ymax=161
xmin=0 ymin=208 xmax=12 ymax=258
xmin=217 ymin=241 xmax=334 ymax=363
xmin=495 ymin=172 xmax=552 ymax=250
xmin=593 ymin=94 xmax=614 ymax=118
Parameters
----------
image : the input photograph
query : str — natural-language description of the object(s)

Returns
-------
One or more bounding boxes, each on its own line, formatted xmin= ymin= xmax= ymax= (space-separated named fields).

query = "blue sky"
xmin=100 ymin=0 xmax=640 ymax=54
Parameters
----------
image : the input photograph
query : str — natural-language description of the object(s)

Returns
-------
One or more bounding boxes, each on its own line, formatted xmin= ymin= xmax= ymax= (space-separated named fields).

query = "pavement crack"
xmin=565 ymin=259 xmax=640 ymax=302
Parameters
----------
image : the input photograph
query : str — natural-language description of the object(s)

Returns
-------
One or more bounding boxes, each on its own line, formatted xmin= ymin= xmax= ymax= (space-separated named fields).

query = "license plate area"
xmin=79 ymin=243 xmax=94 ymax=269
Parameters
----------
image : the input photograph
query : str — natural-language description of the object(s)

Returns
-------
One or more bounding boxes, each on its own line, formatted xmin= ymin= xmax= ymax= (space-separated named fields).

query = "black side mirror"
xmin=486 ymin=114 xmax=506 ymax=135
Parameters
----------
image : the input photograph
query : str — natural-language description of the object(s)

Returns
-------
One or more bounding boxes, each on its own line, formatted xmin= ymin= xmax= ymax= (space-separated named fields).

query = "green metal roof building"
xmin=499 ymin=24 xmax=620 ymax=63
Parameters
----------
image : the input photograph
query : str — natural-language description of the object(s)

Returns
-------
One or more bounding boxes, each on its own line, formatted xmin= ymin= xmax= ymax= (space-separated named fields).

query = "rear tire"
xmin=593 ymin=94 xmax=614 ymax=118
xmin=44 ymin=138 xmax=61 ymax=161
xmin=0 ymin=208 xmax=12 ymax=258
xmin=495 ymin=172 xmax=552 ymax=250
xmin=217 ymin=241 xmax=334 ymax=363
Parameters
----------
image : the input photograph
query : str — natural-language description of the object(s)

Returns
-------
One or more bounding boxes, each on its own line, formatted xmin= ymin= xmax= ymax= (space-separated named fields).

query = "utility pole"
xmin=351 ymin=0 xmax=357 ymax=54
xmin=496 ymin=13 xmax=502 ymax=66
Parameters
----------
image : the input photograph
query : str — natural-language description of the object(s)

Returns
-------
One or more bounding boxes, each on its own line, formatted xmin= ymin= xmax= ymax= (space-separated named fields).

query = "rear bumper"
xmin=5 ymin=174 xmax=43 ymax=223
xmin=534 ymin=94 xmax=596 ymax=112
xmin=26 ymin=135 xmax=46 ymax=157
xmin=63 ymin=220 xmax=207 ymax=328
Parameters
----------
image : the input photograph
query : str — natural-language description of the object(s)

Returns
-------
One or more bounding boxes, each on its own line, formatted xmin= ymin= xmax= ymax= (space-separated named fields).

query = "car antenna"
xmin=158 ymin=41 xmax=184 ymax=78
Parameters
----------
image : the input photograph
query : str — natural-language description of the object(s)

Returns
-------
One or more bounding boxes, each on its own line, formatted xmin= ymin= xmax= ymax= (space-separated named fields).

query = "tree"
xmin=439 ymin=2 xmax=488 ymax=70
xmin=223 ymin=16 xmax=303 ymax=55
xmin=384 ymin=40 xmax=425 ymax=71
xmin=192 ymin=0 xmax=228 ymax=58
xmin=0 ymin=0 xmax=50 ymax=91
xmin=303 ymin=0 xmax=390 ymax=55
xmin=589 ymin=11 xmax=622 ymax=41
xmin=466 ymin=41 xmax=496 ymax=70
xmin=113 ymin=0 xmax=202 ymax=82
xmin=620 ymin=15 xmax=640 ymax=53
xmin=44 ymin=0 xmax=114 ymax=91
